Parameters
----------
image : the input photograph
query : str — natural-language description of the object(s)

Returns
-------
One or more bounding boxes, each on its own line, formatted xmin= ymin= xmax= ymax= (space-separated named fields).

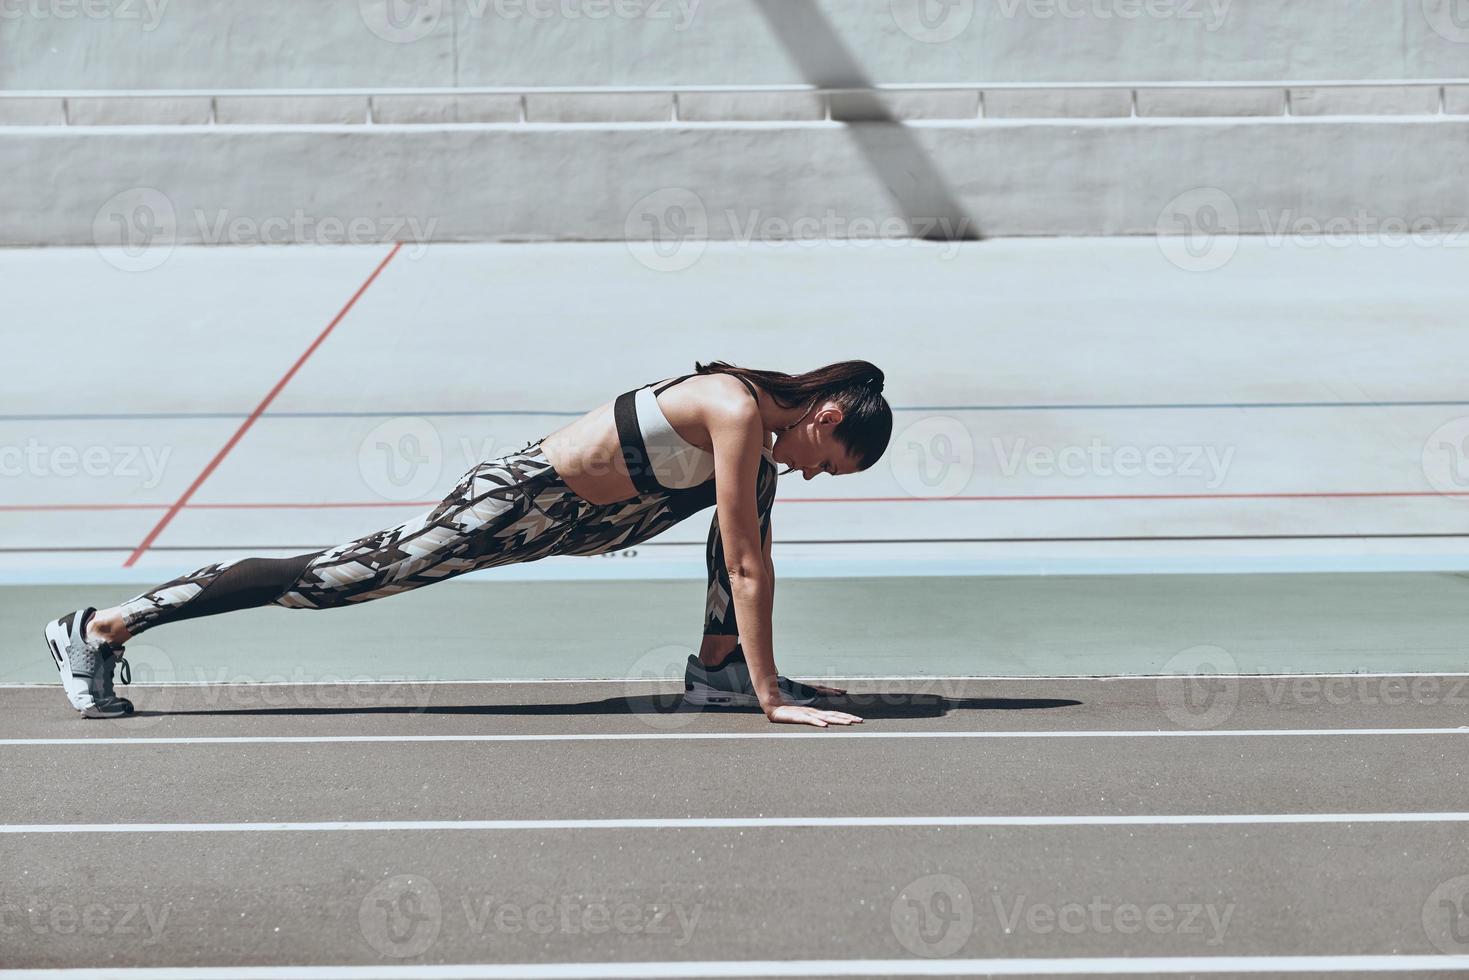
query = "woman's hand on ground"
xmin=765 ymin=704 xmax=864 ymax=727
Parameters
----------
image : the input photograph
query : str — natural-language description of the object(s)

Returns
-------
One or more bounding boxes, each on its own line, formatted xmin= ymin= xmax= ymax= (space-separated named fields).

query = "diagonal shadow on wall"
xmin=752 ymin=0 xmax=982 ymax=241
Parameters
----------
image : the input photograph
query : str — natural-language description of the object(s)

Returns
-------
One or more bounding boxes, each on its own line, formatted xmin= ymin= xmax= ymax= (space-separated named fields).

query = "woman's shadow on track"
xmin=152 ymin=690 xmax=1081 ymax=720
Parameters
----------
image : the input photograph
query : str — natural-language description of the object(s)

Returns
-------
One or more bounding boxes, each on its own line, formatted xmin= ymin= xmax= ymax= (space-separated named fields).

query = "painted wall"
xmin=4 ymin=0 xmax=1467 ymax=90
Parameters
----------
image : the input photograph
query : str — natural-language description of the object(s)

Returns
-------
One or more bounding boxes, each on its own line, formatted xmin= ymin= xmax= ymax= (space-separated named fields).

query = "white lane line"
xmin=3 ymin=728 xmax=1467 ymax=746
xmin=4 ymin=956 xmax=1469 ymax=977
xmin=5 ymin=813 xmax=1469 ymax=833
xmin=4 ymin=670 xmax=1469 ymax=687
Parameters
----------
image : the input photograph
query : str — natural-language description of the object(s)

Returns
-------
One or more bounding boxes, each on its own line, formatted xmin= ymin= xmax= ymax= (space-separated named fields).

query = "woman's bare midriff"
xmin=537 ymin=375 xmax=769 ymax=505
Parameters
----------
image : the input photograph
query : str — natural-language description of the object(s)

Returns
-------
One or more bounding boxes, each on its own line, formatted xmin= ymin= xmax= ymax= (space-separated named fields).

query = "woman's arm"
xmin=708 ymin=398 xmax=860 ymax=727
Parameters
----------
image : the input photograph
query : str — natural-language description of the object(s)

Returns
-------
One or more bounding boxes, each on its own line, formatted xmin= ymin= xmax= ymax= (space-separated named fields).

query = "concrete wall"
xmin=4 ymin=119 xmax=1466 ymax=245
xmin=4 ymin=0 xmax=1468 ymax=90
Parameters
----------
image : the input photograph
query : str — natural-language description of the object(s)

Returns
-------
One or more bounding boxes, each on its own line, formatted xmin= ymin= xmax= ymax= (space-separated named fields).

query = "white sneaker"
xmin=43 ymin=608 xmax=134 ymax=719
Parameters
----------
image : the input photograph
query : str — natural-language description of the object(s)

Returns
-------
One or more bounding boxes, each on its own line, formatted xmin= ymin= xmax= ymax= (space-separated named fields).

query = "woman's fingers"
xmin=820 ymin=710 xmax=863 ymax=725
xmin=767 ymin=705 xmax=863 ymax=727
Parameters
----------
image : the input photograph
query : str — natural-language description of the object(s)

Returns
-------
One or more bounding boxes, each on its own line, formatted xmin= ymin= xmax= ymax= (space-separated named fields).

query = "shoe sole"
xmin=43 ymin=616 xmax=129 ymax=719
xmin=683 ymin=685 xmax=818 ymax=708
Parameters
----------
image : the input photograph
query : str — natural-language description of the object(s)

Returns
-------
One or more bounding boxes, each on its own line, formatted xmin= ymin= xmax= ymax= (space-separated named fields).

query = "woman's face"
xmin=771 ymin=402 xmax=859 ymax=480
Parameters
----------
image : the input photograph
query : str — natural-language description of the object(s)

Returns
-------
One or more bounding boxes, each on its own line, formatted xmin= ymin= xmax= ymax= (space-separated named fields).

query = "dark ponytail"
xmin=693 ymin=359 xmax=893 ymax=471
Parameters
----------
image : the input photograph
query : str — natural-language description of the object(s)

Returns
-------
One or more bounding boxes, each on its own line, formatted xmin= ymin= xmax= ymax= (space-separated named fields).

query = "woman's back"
xmin=539 ymin=373 xmax=769 ymax=505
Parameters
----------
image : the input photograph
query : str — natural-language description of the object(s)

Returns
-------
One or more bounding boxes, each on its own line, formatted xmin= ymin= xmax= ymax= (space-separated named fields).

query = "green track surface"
xmin=5 ymin=573 xmax=1468 ymax=685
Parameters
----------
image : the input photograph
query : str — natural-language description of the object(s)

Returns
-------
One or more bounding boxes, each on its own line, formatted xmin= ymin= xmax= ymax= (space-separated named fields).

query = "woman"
xmin=43 ymin=359 xmax=892 ymax=728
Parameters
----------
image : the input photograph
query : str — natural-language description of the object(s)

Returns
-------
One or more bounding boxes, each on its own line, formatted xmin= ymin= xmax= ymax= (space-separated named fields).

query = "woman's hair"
xmin=693 ymin=359 xmax=893 ymax=471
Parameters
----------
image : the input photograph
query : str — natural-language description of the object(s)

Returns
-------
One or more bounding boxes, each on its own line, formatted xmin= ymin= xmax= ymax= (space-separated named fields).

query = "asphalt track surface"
xmin=5 ymin=676 xmax=1469 ymax=977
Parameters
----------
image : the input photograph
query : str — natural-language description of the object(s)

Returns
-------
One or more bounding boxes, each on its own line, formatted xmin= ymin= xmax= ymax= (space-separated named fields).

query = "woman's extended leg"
xmin=46 ymin=444 xmax=580 ymax=716
xmin=109 ymin=445 xmax=579 ymax=639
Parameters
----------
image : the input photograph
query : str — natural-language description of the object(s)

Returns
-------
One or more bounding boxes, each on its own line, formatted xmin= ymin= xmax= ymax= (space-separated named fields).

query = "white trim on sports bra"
xmin=636 ymin=381 xmax=778 ymax=491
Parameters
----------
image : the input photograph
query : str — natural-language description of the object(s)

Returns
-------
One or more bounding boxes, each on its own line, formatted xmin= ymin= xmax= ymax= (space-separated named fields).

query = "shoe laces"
xmin=117 ymin=649 xmax=130 ymax=686
xmin=103 ymin=643 xmax=130 ymax=686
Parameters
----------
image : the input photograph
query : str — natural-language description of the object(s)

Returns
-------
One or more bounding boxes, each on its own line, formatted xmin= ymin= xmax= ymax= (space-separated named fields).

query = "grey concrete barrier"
xmin=3 ymin=118 xmax=1467 ymax=245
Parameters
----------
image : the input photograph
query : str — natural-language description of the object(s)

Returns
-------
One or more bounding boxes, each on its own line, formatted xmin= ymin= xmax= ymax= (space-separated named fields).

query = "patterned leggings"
xmin=118 ymin=440 xmax=778 ymax=638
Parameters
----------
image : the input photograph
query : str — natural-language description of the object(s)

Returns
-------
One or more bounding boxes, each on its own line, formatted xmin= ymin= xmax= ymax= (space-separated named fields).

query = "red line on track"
xmin=8 ymin=489 xmax=1467 ymax=516
xmin=121 ymin=243 xmax=403 ymax=567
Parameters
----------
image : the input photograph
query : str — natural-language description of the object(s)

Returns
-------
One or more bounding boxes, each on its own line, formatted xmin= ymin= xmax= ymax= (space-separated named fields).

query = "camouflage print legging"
xmin=118 ymin=440 xmax=777 ymax=638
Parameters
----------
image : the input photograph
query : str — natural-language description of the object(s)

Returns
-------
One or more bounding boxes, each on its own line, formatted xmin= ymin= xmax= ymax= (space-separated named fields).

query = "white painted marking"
xmin=3 ymin=956 xmax=1469 ymax=978
xmin=3 ymin=728 xmax=1467 ymax=747
xmin=4 ymin=813 xmax=1469 ymax=834
xmin=5 ymin=670 xmax=1469 ymax=689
